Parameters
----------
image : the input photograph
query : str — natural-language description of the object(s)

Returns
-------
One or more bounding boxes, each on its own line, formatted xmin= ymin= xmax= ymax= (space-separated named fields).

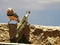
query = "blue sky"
xmin=0 ymin=0 xmax=60 ymax=26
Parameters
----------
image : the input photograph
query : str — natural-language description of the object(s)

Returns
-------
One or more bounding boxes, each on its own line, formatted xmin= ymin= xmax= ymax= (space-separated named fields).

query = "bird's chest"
xmin=8 ymin=16 xmax=17 ymax=20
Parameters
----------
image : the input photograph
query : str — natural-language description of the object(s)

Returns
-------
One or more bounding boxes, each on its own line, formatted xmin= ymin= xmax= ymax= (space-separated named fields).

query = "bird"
xmin=6 ymin=8 xmax=20 ymax=22
xmin=26 ymin=10 xmax=30 ymax=14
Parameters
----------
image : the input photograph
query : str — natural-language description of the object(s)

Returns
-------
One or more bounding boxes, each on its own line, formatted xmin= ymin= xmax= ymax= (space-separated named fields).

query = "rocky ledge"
xmin=0 ymin=23 xmax=60 ymax=45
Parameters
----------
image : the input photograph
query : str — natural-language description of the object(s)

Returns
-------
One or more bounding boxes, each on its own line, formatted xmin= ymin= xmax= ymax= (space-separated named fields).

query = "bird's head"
xmin=7 ymin=8 xmax=14 ymax=14
xmin=26 ymin=10 xmax=30 ymax=14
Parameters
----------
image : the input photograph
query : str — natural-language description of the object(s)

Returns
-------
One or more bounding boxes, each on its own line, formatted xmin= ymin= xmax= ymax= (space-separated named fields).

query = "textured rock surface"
xmin=0 ymin=23 xmax=60 ymax=45
xmin=0 ymin=23 xmax=10 ymax=43
xmin=29 ymin=24 xmax=60 ymax=45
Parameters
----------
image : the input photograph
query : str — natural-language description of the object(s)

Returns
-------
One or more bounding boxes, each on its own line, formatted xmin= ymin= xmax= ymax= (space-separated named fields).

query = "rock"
xmin=0 ymin=23 xmax=60 ymax=45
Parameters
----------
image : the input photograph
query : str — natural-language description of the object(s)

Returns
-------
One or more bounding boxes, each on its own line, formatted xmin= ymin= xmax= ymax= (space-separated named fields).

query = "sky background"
xmin=0 ymin=0 xmax=60 ymax=26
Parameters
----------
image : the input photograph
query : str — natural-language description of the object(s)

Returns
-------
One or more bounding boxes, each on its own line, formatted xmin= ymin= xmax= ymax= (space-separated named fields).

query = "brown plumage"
xmin=7 ymin=8 xmax=20 ymax=22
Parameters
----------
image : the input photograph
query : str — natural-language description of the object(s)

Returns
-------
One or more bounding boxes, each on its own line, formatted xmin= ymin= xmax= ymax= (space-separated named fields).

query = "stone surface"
xmin=29 ymin=24 xmax=60 ymax=45
xmin=0 ymin=23 xmax=60 ymax=45
xmin=0 ymin=23 xmax=10 ymax=43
